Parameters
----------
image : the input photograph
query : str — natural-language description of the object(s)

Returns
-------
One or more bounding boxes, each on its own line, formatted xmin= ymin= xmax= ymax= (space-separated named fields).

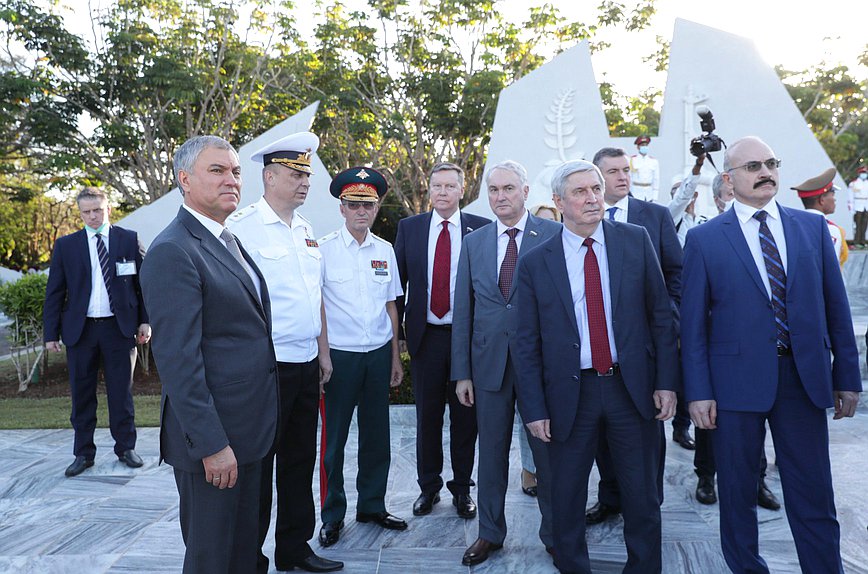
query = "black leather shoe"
xmin=673 ymin=428 xmax=696 ymax=450
xmin=118 ymin=449 xmax=144 ymax=468
xmin=695 ymin=475 xmax=717 ymax=505
xmin=412 ymin=492 xmax=440 ymax=516
xmin=356 ymin=511 xmax=407 ymax=530
xmin=453 ymin=494 xmax=477 ymax=519
xmin=318 ymin=520 xmax=343 ymax=547
xmin=65 ymin=456 xmax=94 ymax=477
xmin=461 ymin=538 xmax=502 ymax=566
xmin=585 ymin=501 xmax=620 ymax=525
xmin=757 ymin=480 xmax=781 ymax=511
xmin=288 ymin=553 xmax=344 ymax=572
xmin=521 ymin=468 xmax=538 ymax=497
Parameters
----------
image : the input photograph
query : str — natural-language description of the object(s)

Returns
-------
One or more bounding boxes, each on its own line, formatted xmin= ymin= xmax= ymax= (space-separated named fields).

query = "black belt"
xmin=86 ymin=316 xmax=114 ymax=323
xmin=776 ymin=345 xmax=791 ymax=356
xmin=426 ymin=323 xmax=452 ymax=331
xmin=580 ymin=364 xmax=620 ymax=377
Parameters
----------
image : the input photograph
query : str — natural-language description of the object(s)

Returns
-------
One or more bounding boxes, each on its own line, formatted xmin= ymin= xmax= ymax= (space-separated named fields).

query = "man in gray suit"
xmin=452 ymin=160 xmax=561 ymax=566
xmin=141 ymin=135 xmax=278 ymax=574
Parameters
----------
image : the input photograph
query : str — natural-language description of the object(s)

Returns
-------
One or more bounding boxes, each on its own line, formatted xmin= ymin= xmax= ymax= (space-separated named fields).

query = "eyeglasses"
xmin=727 ymin=158 xmax=781 ymax=173
xmin=342 ymin=201 xmax=378 ymax=211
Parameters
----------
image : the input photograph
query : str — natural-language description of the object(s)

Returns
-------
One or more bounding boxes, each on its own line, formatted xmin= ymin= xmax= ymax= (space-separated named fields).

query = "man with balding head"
xmin=681 ymin=136 xmax=861 ymax=573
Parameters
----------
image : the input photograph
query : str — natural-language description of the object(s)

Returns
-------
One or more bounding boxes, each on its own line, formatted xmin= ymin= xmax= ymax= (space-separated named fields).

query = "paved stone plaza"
xmin=0 ymin=253 xmax=865 ymax=573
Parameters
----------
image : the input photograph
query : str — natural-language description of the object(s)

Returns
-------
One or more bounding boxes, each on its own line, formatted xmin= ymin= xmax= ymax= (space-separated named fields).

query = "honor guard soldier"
xmin=848 ymin=165 xmax=868 ymax=245
xmin=317 ymin=167 xmax=408 ymax=548
xmin=792 ymin=167 xmax=848 ymax=267
xmin=228 ymin=132 xmax=344 ymax=573
xmin=629 ymin=135 xmax=660 ymax=202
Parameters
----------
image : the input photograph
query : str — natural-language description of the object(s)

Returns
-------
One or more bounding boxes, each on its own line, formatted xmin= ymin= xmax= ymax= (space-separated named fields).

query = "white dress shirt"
xmin=733 ymin=199 xmax=788 ymax=300
xmin=319 ymin=226 xmax=403 ymax=352
xmin=495 ymin=209 xmax=529 ymax=278
xmin=85 ymin=225 xmax=113 ymax=318
xmin=562 ymin=224 xmax=619 ymax=369
xmin=604 ymin=195 xmax=630 ymax=223
xmin=182 ymin=204 xmax=261 ymax=301
xmin=229 ymin=198 xmax=323 ymax=362
xmin=426 ymin=209 xmax=462 ymax=324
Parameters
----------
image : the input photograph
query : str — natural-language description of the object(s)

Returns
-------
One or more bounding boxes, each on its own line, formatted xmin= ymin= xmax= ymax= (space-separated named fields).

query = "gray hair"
xmin=592 ymin=147 xmax=627 ymax=168
xmin=429 ymin=162 xmax=465 ymax=187
xmin=173 ymin=135 xmax=236 ymax=191
xmin=484 ymin=160 xmax=528 ymax=188
xmin=711 ymin=174 xmax=726 ymax=199
xmin=75 ymin=186 xmax=108 ymax=205
xmin=550 ymin=160 xmax=604 ymax=199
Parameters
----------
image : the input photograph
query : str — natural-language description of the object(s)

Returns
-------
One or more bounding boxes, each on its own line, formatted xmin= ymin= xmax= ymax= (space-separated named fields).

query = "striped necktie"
xmin=95 ymin=234 xmax=115 ymax=313
xmin=752 ymin=210 xmax=789 ymax=348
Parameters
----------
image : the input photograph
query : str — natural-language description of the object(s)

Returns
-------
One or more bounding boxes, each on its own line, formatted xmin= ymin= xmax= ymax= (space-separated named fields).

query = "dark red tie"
xmin=431 ymin=221 xmax=451 ymax=318
xmin=583 ymin=237 xmax=613 ymax=374
xmin=498 ymin=228 xmax=519 ymax=301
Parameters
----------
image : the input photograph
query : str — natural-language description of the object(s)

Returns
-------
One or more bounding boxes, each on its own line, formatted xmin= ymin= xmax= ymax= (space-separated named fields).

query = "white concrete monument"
xmin=118 ymin=102 xmax=340 ymax=247
xmin=467 ymin=19 xmax=851 ymax=231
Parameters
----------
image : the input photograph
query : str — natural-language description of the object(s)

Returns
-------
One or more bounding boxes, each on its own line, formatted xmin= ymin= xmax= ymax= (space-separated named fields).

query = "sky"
xmin=55 ymin=0 xmax=867 ymax=96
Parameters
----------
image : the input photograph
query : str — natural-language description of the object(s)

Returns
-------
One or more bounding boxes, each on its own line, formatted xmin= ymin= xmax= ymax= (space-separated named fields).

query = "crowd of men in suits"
xmin=42 ymin=131 xmax=862 ymax=574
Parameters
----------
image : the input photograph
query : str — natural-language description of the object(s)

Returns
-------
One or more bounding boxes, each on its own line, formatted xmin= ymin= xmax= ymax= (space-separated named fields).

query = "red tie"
xmin=431 ymin=221 xmax=451 ymax=318
xmin=583 ymin=237 xmax=613 ymax=374
xmin=498 ymin=228 xmax=519 ymax=301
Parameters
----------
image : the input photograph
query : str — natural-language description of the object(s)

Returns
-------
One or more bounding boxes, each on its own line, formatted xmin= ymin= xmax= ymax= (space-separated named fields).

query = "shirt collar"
xmin=84 ymin=224 xmax=112 ymax=239
xmin=340 ymin=224 xmax=371 ymax=247
xmin=183 ymin=204 xmax=225 ymax=240
xmin=606 ymin=195 xmax=629 ymax=210
xmin=733 ymin=197 xmax=780 ymax=224
xmin=434 ymin=209 xmax=461 ymax=229
xmin=496 ymin=208 xmax=528 ymax=237
xmin=562 ymin=222 xmax=605 ymax=253
xmin=258 ymin=196 xmax=305 ymax=229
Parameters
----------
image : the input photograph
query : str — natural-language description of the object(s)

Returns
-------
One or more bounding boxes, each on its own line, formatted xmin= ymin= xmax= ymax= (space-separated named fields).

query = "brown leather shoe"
xmin=461 ymin=538 xmax=502 ymax=566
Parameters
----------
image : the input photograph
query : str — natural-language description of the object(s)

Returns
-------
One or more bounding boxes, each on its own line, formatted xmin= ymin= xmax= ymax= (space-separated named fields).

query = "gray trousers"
xmin=474 ymin=357 xmax=553 ymax=547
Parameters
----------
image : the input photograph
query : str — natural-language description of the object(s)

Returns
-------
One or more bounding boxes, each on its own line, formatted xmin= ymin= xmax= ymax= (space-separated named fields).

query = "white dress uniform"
xmin=228 ymin=197 xmax=323 ymax=362
xmin=319 ymin=226 xmax=403 ymax=352
xmin=629 ymin=153 xmax=660 ymax=202
xmin=849 ymin=176 xmax=868 ymax=213
xmin=805 ymin=208 xmax=843 ymax=262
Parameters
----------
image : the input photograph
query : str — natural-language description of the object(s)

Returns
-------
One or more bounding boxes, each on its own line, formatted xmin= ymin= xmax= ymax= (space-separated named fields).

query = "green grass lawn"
xmin=0 ymin=395 xmax=161 ymax=429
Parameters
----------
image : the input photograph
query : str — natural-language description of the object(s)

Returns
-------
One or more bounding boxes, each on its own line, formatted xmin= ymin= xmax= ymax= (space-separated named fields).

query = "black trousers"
xmin=854 ymin=209 xmax=868 ymax=244
xmin=410 ymin=326 xmax=477 ymax=496
xmin=257 ymin=358 xmax=320 ymax=573
xmin=176 ymin=461 xmax=262 ymax=574
xmin=66 ymin=317 xmax=137 ymax=458
xmin=596 ymin=420 xmax=666 ymax=509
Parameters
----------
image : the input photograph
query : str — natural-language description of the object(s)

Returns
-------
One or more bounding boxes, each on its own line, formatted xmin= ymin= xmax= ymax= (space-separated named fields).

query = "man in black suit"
xmin=44 ymin=187 xmax=150 ymax=477
xmin=394 ymin=162 xmax=489 ymax=519
xmin=585 ymin=147 xmax=683 ymax=525
xmin=141 ymin=135 xmax=278 ymax=573
xmin=514 ymin=159 xmax=679 ymax=573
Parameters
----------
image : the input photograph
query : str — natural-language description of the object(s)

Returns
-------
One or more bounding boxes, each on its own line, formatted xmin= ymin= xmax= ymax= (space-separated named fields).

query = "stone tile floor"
xmin=0 ymin=405 xmax=866 ymax=574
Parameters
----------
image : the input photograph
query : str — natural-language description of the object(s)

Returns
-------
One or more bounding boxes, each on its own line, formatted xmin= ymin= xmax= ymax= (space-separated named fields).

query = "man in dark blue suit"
xmin=394 ymin=162 xmax=489 ymax=519
xmin=682 ymin=136 xmax=861 ymax=573
xmin=43 ymin=187 xmax=150 ymax=477
xmin=585 ymin=147 xmax=685 ymax=525
xmin=515 ymin=159 xmax=679 ymax=573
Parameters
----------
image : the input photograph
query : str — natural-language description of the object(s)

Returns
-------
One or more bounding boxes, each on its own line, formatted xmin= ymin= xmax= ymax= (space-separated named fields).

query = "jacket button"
xmin=572 ymin=375 xmax=579 ymax=382
xmin=573 ymin=343 xmax=580 ymax=349
xmin=506 ymin=304 xmax=512 ymax=310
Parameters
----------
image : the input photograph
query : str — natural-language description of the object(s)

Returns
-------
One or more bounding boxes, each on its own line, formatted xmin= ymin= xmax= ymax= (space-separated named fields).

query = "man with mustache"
xmin=317 ymin=167 xmax=407 ymax=547
xmin=514 ymin=159 xmax=678 ymax=572
xmin=681 ymin=136 xmax=861 ymax=573
xmin=228 ymin=133 xmax=343 ymax=573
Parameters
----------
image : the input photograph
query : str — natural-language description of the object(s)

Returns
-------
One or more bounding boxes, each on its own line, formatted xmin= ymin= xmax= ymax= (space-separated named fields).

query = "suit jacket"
xmin=681 ymin=204 xmax=861 ymax=411
xmin=140 ymin=208 xmax=278 ymax=473
xmin=627 ymin=197 xmax=683 ymax=305
xmin=451 ymin=213 xmax=561 ymax=391
xmin=513 ymin=221 xmax=679 ymax=442
xmin=43 ymin=226 xmax=148 ymax=346
xmin=394 ymin=210 xmax=490 ymax=357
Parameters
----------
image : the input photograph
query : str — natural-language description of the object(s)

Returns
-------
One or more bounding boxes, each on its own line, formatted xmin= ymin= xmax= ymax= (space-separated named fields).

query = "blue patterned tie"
xmin=95 ymin=234 xmax=115 ymax=313
xmin=607 ymin=207 xmax=617 ymax=221
xmin=753 ymin=210 xmax=789 ymax=348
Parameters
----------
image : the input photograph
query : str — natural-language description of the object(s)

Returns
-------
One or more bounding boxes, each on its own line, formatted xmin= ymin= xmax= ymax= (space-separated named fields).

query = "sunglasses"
xmin=342 ymin=200 xmax=378 ymax=211
xmin=727 ymin=158 xmax=781 ymax=173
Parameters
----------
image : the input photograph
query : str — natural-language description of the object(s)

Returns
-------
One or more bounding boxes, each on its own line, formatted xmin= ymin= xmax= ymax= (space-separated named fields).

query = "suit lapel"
xmin=508 ymin=213 xmax=544 ymax=301
xmin=75 ymin=229 xmax=93 ymax=292
xmin=626 ymin=197 xmax=644 ymax=225
xmin=778 ymin=204 xmax=799 ymax=291
xmin=421 ymin=211 xmax=434 ymax=286
xmin=543 ymin=231 xmax=580 ymax=338
xmin=178 ymin=208 xmax=265 ymax=318
xmin=720 ymin=209 xmax=767 ymax=297
xmin=460 ymin=213 xmax=479 ymax=237
xmin=484 ymin=223 xmax=500 ymax=299
xmin=601 ymin=221 xmax=623 ymax=316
